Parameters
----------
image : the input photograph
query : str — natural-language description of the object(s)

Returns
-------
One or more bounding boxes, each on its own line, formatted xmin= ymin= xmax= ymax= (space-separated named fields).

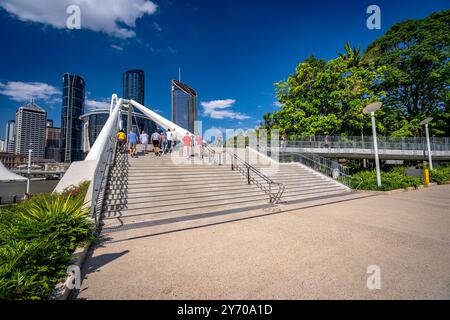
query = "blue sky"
xmin=0 ymin=0 xmax=448 ymax=139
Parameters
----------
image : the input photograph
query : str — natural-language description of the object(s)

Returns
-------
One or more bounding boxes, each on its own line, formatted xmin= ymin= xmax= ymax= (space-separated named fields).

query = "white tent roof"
xmin=0 ymin=161 xmax=28 ymax=182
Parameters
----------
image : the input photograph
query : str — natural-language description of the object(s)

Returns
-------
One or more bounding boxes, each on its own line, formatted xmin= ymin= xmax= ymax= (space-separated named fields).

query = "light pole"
xmin=419 ymin=117 xmax=433 ymax=171
xmin=363 ymin=102 xmax=383 ymax=187
xmin=26 ymin=143 xmax=32 ymax=194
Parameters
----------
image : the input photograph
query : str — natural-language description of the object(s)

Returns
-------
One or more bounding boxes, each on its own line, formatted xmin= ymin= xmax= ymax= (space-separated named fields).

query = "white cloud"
xmin=0 ymin=81 xmax=60 ymax=103
xmin=86 ymin=98 xmax=110 ymax=111
xmin=201 ymin=99 xmax=250 ymax=120
xmin=152 ymin=22 xmax=162 ymax=32
xmin=0 ymin=0 xmax=158 ymax=39
xmin=273 ymin=101 xmax=283 ymax=107
xmin=110 ymin=44 xmax=124 ymax=51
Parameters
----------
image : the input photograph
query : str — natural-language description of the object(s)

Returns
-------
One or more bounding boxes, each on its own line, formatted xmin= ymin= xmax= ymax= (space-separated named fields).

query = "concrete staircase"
xmin=102 ymin=150 xmax=269 ymax=230
xmin=101 ymin=148 xmax=352 ymax=232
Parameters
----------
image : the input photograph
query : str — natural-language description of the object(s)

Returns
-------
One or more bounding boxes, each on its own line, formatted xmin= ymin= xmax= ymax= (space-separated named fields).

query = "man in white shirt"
xmin=167 ymin=128 xmax=176 ymax=153
xmin=140 ymin=131 xmax=149 ymax=154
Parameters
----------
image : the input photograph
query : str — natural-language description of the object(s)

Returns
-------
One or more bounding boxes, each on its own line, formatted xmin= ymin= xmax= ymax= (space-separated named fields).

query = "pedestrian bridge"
xmin=270 ymin=136 xmax=450 ymax=160
xmin=53 ymin=94 xmax=356 ymax=228
xmin=53 ymin=94 xmax=448 ymax=232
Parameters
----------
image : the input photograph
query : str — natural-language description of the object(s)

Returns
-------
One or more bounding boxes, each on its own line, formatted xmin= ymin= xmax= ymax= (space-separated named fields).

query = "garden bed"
xmin=0 ymin=181 xmax=95 ymax=300
xmin=346 ymin=166 xmax=450 ymax=191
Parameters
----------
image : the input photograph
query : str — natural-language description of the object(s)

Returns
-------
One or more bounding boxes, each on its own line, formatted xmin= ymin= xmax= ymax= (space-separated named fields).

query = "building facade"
xmin=0 ymin=152 xmax=26 ymax=169
xmin=0 ymin=139 xmax=5 ymax=152
xmin=15 ymin=100 xmax=47 ymax=160
xmin=123 ymin=69 xmax=145 ymax=104
xmin=171 ymin=80 xmax=198 ymax=133
xmin=61 ymin=73 xmax=85 ymax=163
xmin=45 ymin=120 xmax=61 ymax=162
xmin=5 ymin=120 xmax=16 ymax=153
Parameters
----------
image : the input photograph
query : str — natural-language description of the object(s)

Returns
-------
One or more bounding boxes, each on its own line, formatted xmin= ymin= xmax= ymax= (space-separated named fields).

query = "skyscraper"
xmin=171 ymin=80 xmax=197 ymax=133
xmin=15 ymin=99 xmax=47 ymax=160
xmin=123 ymin=69 xmax=145 ymax=104
xmin=122 ymin=69 xmax=156 ymax=134
xmin=5 ymin=120 xmax=16 ymax=153
xmin=61 ymin=73 xmax=85 ymax=163
xmin=45 ymin=119 xmax=61 ymax=162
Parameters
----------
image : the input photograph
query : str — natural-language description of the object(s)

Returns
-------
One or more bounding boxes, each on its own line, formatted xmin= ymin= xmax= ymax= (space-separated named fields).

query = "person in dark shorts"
xmin=151 ymin=129 xmax=161 ymax=156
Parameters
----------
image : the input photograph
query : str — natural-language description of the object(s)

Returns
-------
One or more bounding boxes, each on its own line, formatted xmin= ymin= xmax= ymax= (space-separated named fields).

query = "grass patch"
xmin=347 ymin=167 xmax=422 ymax=191
xmin=0 ymin=181 xmax=95 ymax=300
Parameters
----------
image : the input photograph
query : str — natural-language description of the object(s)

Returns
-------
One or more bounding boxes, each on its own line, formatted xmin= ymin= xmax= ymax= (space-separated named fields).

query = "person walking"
xmin=116 ymin=129 xmax=127 ymax=153
xmin=140 ymin=130 xmax=149 ymax=155
xmin=195 ymin=134 xmax=203 ymax=158
xmin=127 ymin=129 xmax=139 ymax=158
xmin=160 ymin=131 xmax=168 ymax=155
xmin=151 ymin=129 xmax=161 ymax=156
xmin=182 ymin=132 xmax=192 ymax=158
xmin=166 ymin=129 xmax=173 ymax=153
xmin=172 ymin=128 xmax=178 ymax=150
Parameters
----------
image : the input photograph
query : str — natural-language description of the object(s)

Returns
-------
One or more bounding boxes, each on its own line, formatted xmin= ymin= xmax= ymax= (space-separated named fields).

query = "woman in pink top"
xmin=182 ymin=133 xmax=192 ymax=158
xmin=195 ymin=134 xmax=203 ymax=158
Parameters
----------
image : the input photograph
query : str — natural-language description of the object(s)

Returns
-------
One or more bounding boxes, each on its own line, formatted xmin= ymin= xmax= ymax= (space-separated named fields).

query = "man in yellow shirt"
xmin=116 ymin=129 xmax=127 ymax=153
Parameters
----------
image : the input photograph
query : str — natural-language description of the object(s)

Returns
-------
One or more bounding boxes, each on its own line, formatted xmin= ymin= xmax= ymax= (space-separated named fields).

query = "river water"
xmin=0 ymin=180 xmax=60 ymax=198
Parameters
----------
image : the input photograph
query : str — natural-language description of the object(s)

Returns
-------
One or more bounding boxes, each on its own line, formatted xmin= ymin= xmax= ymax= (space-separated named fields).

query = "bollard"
xmin=424 ymin=169 xmax=430 ymax=187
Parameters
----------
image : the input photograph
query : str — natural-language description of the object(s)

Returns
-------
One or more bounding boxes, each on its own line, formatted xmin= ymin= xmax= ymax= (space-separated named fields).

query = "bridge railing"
xmin=282 ymin=136 xmax=450 ymax=151
xmin=280 ymin=152 xmax=353 ymax=188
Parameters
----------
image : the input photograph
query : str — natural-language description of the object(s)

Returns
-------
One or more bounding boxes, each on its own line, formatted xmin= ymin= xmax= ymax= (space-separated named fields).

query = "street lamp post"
xmin=26 ymin=144 xmax=32 ymax=194
xmin=363 ymin=102 xmax=383 ymax=187
xmin=419 ymin=117 xmax=433 ymax=171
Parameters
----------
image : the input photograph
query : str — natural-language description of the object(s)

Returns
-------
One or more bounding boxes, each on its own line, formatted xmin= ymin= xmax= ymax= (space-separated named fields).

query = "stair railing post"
xmin=247 ymin=166 xmax=250 ymax=185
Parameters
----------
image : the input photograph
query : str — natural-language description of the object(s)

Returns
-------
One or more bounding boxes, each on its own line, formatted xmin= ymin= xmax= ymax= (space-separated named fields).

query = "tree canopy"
xmin=265 ymin=10 xmax=449 ymax=137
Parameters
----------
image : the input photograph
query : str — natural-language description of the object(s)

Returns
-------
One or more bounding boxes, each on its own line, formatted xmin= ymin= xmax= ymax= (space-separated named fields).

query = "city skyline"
xmin=0 ymin=0 xmax=449 ymax=139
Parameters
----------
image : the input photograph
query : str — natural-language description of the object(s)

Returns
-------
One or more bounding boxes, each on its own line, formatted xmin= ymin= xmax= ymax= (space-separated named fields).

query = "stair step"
xmin=105 ymin=182 xmax=257 ymax=194
xmin=104 ymin=191 xmax=268 ymax=209
xmin=103 ymin=196 xmax=269 ymax=220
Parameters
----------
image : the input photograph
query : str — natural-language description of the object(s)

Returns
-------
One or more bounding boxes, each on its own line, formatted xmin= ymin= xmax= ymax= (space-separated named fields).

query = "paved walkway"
xmin=75 ymin=185 xmax=450 ymax=299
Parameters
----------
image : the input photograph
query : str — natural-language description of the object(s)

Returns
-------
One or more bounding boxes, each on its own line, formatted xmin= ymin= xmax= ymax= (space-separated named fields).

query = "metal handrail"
xmin=228 ymin=151 xmax=284 ymax=204
xmin=287 ymin=152 xmax=354 ymax=187
xmin=90 ymin=134 xmax=117 ymax=226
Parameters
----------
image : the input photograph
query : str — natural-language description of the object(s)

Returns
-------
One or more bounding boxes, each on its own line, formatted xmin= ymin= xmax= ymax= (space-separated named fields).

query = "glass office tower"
xmin=61 ymin=73 xmax=85 ymax=163
xmin=123 ymin=70 xmax=145 ymax=104
xmin=171 ymin=80 xmax=197 ymax=133
xmin=122 ymin=69 xmax=157 ymax=133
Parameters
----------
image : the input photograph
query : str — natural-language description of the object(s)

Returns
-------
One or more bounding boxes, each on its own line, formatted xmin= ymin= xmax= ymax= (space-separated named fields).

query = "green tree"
xmin=363 ymin=10 xmax=450 ymax=136
xmin=270 ymin=48 xmax=385 ymax=137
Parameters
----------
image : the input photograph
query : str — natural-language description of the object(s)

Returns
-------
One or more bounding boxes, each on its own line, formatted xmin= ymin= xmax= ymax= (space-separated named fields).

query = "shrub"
xmin=347 ymin=167 xmax=422 ymax=191
xmin=0 ymin=181 xmax=94 ymax=300
xmin=430 ymin=166 xmax=450 ymax=185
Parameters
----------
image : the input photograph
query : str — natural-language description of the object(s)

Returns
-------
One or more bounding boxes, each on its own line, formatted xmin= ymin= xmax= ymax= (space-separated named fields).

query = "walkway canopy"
xmin=0 ymin=161 xmax=27 ymax=182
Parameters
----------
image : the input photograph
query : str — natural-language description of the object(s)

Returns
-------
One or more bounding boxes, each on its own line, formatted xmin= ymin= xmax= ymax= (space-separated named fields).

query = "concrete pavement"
xmin=75 ymin=185 xmax=450 ymax=300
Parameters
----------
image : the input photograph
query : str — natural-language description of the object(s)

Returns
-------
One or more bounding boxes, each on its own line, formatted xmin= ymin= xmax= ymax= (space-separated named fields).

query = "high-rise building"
xmin=45 ymin=119 xmax=61 ymax=162
xmin=122 ymin=69 xmax=157 ymax=133
xmin=123 ymin=69 xmax=145 ymax=104
xmin=0 ymin=139 xmax=5 ymax=152
xmin=5 ymin=120 xmax=16 ymax=153
xmin=61 ymin=73 xmax=85 ymax=163
xmin=15 ymin=99 xmax=47 ymax=160
xmin=171 ymin=80 xmax=197 ymax=133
